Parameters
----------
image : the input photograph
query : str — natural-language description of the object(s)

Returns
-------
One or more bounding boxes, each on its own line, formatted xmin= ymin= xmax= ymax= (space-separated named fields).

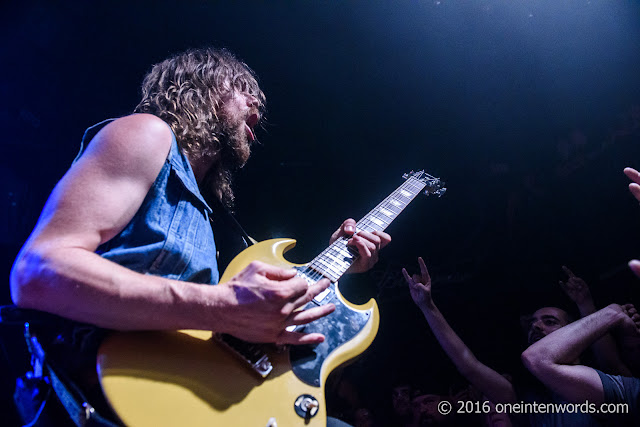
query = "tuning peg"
xmin=402 ymin=170 xmax=416 ymax=180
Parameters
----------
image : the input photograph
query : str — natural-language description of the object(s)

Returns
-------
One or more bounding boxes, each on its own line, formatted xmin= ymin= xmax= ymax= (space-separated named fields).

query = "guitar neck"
xmin=307 ymin=175 xmax=430 ymax=283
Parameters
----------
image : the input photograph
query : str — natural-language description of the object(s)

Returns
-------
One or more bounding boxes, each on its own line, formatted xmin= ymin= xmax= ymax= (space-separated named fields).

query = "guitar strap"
xmin=211 ymin=196 xmax=256 ymax=247
xmin=25 ymin=323 xmax=119 ymax=427
xmin=209 ymin=196 xmax=257 ymax=273
xmin=1 ymin=306 xmax=118 ymax=426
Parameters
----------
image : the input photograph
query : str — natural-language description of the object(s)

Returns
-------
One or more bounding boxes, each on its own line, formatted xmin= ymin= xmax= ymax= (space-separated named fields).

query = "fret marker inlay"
xmin=370 ymin=217 xmax=384 ymax=226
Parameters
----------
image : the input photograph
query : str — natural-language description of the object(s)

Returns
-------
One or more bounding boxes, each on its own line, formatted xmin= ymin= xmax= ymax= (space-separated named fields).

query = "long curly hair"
xmin=134 ymin=47 xmax=265 ymax=206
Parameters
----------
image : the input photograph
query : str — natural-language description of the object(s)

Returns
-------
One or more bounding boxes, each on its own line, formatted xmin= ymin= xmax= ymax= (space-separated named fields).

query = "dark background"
xmin=2 ymin=0 xmax=640 ymax=424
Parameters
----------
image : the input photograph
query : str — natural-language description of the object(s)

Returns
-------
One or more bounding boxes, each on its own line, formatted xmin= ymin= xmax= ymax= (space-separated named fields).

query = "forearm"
xmin=574 ymin=299 xmax=632 ymax=375
xmin=589 ymin=334 xmax=632 ymax=376
xmin=421 ymin=305 xmax=516 ymax=403
xmin=422 ymin=305 xmax=478 ymax=372
xmin=10 ymin=244 xmax=225 ymax=331
xmin=573 ymin=300 xmax=630 ymax=374
xmin=523 ymin=305 xmax=623 ymax=367
xmin=520 ymin=308 xmax=622 ymax=404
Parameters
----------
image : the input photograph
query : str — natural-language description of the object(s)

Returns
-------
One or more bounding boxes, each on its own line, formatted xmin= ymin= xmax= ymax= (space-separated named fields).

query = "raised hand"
xmin=629 ymin=260 xmax=640 ymax=279
xmin=624 ymin=167 xmax=640 ymax=278
xmin=624 ymin=167 xmax=640 ymax=202
xmin=402 ymin=257 xmax=433 ymax=310
xmin=621 ymin=304 xmax=640 ymax=333
xmin=217 ymin=261 xmax=335 ymax=345
xmin=612 ymin=303 xmax=640 ymax=338
xmin=330 ymin=218 xmax=391 ymax=273
xmin=559 ymin=266 xmax=593 ymax=309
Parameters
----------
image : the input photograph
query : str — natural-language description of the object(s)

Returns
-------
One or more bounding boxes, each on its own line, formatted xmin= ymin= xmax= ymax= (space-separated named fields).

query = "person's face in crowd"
xmin=354 ymin=408 xmax=374 ymax=427
xmin=412 ymin=394 xmax=447 ymax=426
xmin=526 ymin=307 xmax=571 ymax=345
xmin=391 ymin=384 xmax=412 ymax=416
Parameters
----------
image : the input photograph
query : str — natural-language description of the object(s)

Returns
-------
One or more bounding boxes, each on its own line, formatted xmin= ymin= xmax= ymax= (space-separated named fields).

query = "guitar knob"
xmin=294 ymin=394 xmax=319 ymax=419
xmin=301 ymin=397 xmax=318 ymax=411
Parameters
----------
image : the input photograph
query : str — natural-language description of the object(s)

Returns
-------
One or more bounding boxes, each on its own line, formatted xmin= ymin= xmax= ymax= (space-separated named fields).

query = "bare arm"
xmin=559 ymin=266 xmax=632 ymax=375
xmin=10 ymin=114 xmax=334 ymax=345
xmin=521 ymin=304 xmax=640 ymax=405
xmin=403 ymin=258 xmax=516 ymax=404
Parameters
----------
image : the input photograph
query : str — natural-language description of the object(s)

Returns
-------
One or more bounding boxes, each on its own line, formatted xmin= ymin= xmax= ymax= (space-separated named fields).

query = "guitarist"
xmin=9 ymin=47 xmax=390 ymax=426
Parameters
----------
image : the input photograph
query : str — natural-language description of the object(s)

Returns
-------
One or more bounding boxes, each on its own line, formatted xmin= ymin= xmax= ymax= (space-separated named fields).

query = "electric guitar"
xmin=96 ymin=171 xmax=445 ymax=426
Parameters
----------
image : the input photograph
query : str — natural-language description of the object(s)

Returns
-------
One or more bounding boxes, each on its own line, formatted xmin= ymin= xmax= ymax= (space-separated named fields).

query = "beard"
xmin=220 ymin=105 xmax=254 ymax=170
xmin=218 ymin=113 xmax=252 ymax=169
xmin=198 ymin=111 xmax=255 ymax=207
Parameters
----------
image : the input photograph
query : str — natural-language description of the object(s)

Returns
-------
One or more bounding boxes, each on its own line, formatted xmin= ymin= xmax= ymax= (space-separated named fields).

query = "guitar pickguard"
xmin=290 ymin=284 xmax=373 ymax=387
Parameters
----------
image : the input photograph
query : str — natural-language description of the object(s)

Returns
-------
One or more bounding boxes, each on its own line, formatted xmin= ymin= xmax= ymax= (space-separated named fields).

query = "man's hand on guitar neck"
xmin=331 ymin=218 xmax=392 ymax=274
xmin=215 ymin=261 xmax=335 ymax=345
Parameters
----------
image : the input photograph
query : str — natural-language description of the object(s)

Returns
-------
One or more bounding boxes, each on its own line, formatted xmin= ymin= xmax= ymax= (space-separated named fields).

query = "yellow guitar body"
xmin=97 ymin=239 xmax=379 ymax=426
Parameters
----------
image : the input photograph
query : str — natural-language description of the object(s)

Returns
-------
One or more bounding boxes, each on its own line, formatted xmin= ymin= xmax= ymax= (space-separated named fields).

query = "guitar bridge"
xmin=214 ymin=333 xmax=273 ymax=378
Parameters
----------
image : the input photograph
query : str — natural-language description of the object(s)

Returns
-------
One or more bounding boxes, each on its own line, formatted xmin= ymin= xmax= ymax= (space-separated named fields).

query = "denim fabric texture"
xmin=78 ymin=118 xmax=220 ymax=285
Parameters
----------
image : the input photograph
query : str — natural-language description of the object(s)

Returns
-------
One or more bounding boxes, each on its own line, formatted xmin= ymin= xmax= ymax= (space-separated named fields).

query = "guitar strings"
xmin=300 ymin=175 xmax=431 ymax=307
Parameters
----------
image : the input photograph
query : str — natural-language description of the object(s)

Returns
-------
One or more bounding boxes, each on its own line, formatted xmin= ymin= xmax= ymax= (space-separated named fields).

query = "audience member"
xmin=402 ymin=257 xmax=608 ymax=425
xmin=402 ymin=259 xmax=515 ymax=411
xmin=559 ymin=266 xmax=633 ymax=376
xmin=390 ymin=381 xmax=414 ymax=426
xmin=522 ymin=303 xmax=640 ymax=425
xmin=409 ymin=393 xmax=451 ymax=426
xmin=353 ymin=407 xmax=375 ymax=427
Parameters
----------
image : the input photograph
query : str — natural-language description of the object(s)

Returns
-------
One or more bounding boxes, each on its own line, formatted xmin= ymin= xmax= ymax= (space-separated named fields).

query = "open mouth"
xmin=245 ymin=112 xmax=259 ymax=142
xmin=245 ymin=123 xmax=255 ymax=141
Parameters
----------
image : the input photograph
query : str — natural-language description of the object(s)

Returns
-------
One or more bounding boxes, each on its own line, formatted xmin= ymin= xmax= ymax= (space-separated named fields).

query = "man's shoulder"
xmin=595 ymin=369 xmax=640 ymax=405
xmin=85 ymin=114 xmax=173 ymax=167
xmin=76 ymin=114 xmax=174 ymax=184
xmin=98 ymin=114 xmax=172 ymax=151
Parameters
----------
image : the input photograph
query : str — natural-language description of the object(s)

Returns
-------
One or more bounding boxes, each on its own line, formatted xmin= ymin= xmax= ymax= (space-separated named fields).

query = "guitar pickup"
xmin=214 ymin=333 xmax=273 ymax=378
xmin=295 ymin=268 xmax=335 ymax=304
xmin=313 ymin=287 xmax=331 ymax=303
xmin=251 ymin=354 xmax=273 ymax=377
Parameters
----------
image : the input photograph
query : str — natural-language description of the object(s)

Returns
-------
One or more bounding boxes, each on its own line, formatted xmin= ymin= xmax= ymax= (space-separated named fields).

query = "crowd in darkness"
xmin=328 ymin=264 xmax=638 ymax=426
xmin=322 ymin=104 xmax=640 ymax=427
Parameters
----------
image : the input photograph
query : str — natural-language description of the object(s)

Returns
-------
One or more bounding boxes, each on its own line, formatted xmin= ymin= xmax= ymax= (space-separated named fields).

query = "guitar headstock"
xmin=403 ymin=170 xmax=447 ymax=197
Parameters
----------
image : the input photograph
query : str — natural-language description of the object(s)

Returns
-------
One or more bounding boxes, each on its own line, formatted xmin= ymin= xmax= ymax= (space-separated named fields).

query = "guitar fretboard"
xmin=307 ymin=176 xmax=428 ymax=282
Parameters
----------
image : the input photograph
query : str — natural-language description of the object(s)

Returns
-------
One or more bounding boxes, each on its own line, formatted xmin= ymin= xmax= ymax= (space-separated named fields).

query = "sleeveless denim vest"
xmin=77 ymin=118 xmax=219 ymax=285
